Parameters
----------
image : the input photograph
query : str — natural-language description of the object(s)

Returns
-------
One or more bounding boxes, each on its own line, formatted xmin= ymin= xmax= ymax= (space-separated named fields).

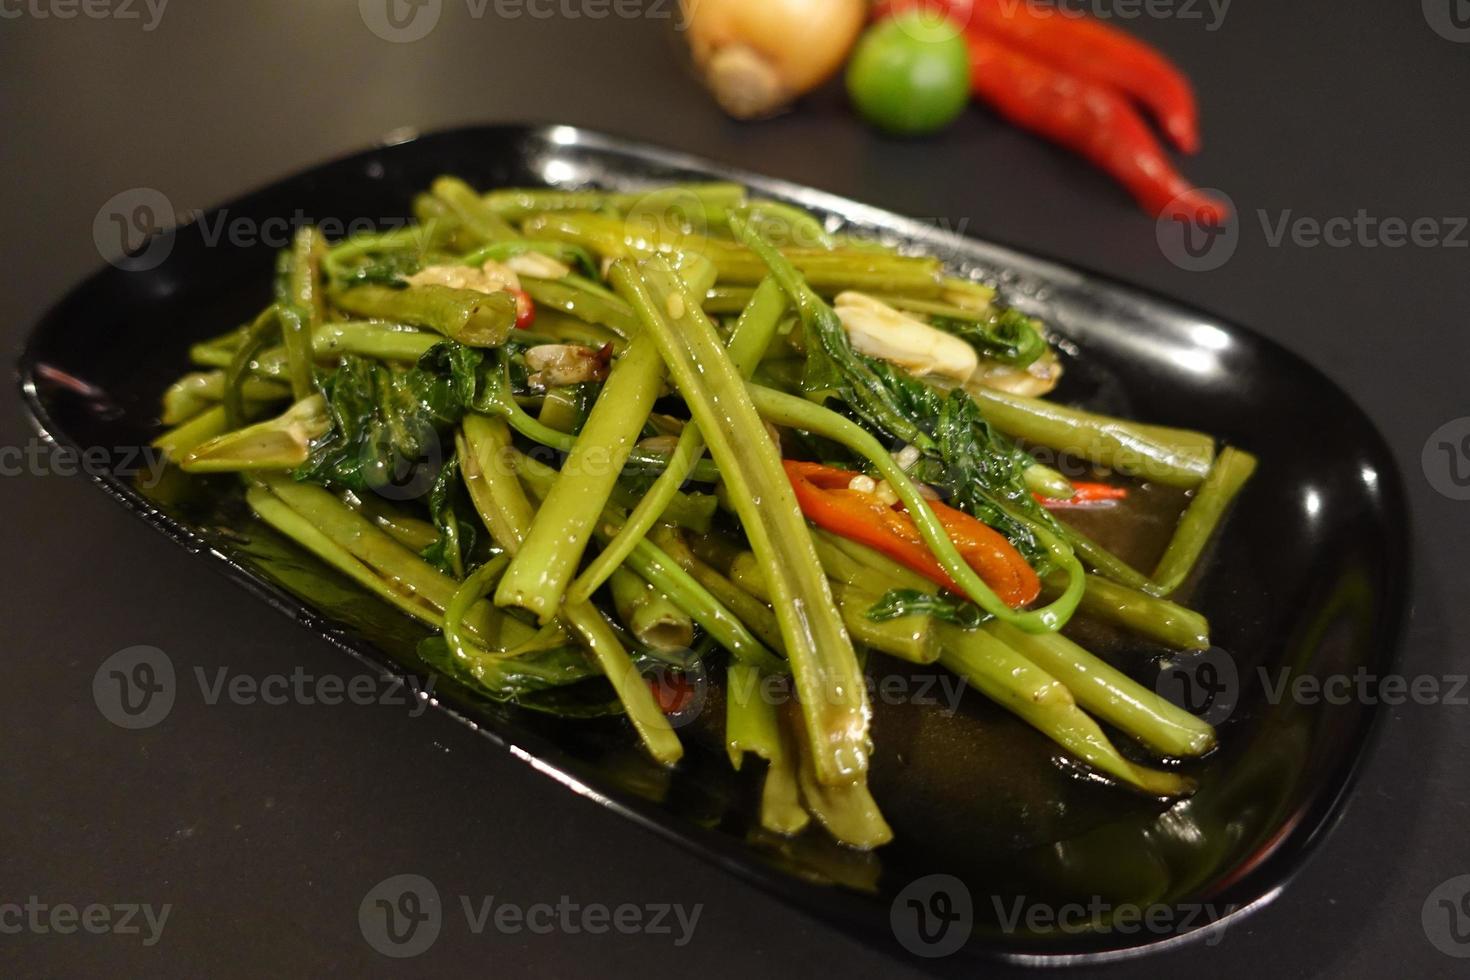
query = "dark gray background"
xmin=2 ymin=0 xmax=1466 ymax=976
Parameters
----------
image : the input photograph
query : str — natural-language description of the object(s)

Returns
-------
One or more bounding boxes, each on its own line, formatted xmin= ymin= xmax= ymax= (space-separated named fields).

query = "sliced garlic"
xmin=504 ymin=252 xmax=571 ymax=281
xmin=966 ymin=347 xmax=1063 ymax=398
xmin=406 ymin=259 xmax=521 ymax=295
xmin=833 ymin=291 xmax=978 ymax=384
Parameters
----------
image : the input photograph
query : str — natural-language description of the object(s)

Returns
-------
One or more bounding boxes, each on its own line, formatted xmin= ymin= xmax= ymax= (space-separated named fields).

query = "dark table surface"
xmin=3 ymin=1 xmax=1467 ymax=976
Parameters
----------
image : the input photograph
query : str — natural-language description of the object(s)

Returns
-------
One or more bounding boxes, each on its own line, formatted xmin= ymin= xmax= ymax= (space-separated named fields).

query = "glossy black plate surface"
xmin=16 ymin=124 xmax=1408 ymax=966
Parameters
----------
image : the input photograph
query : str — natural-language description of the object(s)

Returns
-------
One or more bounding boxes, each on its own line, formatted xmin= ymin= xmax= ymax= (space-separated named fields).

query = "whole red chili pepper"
xmin=964 ymin=33 xmax=1227 ymax=224
xmin=880 ymin=0 xmax=1199 ymax=153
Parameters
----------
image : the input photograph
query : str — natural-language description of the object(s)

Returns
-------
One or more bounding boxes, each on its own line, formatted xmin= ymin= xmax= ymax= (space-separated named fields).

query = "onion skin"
xmin=681 ymin=0 xmax=867 ymax=119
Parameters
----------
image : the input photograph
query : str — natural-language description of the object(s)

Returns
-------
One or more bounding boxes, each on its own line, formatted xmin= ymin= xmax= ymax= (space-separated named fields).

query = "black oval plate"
xmin=15 ymin=124 xmax=1409 ymax=966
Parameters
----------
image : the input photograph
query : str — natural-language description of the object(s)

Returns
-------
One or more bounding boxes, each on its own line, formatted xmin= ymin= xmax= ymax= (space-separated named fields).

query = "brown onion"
xmin=681 ymin=0 xmax=867 ymax=119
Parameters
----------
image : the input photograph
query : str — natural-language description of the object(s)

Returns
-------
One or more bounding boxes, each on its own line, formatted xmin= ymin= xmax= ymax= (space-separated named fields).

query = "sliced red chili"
xmin=1037 ymin=481 xmax=1129 ymax=509
xmin=512 ymin=288 xmax=536 ymax=330
xmin=782 ymin=460 xmax=1041 ymax=608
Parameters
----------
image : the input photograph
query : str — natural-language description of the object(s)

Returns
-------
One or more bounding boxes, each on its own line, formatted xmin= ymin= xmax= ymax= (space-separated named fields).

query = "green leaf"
xmin=419 ymin=451 xmax=478 ymax=579
xmin=295 ymin=343 xmax=484 ymax=498
xmin=930 ymin=307 xmax=1046 ymax=367
xmin=330 ymin=250 xmax=425 ymax=290
xmin=867 ymin=589 xmax=989 ymax=629
xmin=415 ymin=635 xmax=620 ymax=716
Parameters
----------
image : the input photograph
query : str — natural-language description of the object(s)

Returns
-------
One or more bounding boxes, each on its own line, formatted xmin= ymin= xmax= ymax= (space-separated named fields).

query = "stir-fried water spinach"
xmin=154 ymin=181 xmax=1255 ymax=850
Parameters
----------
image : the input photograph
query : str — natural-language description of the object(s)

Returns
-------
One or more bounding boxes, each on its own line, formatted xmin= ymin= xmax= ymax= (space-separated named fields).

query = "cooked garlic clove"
xmin=834 ymin=291 xmax=978 ymax=384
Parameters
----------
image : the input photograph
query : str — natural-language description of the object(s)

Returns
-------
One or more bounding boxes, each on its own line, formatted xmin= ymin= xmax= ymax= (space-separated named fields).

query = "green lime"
xmin=846 ymin=14 xmax=971 ymax=137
